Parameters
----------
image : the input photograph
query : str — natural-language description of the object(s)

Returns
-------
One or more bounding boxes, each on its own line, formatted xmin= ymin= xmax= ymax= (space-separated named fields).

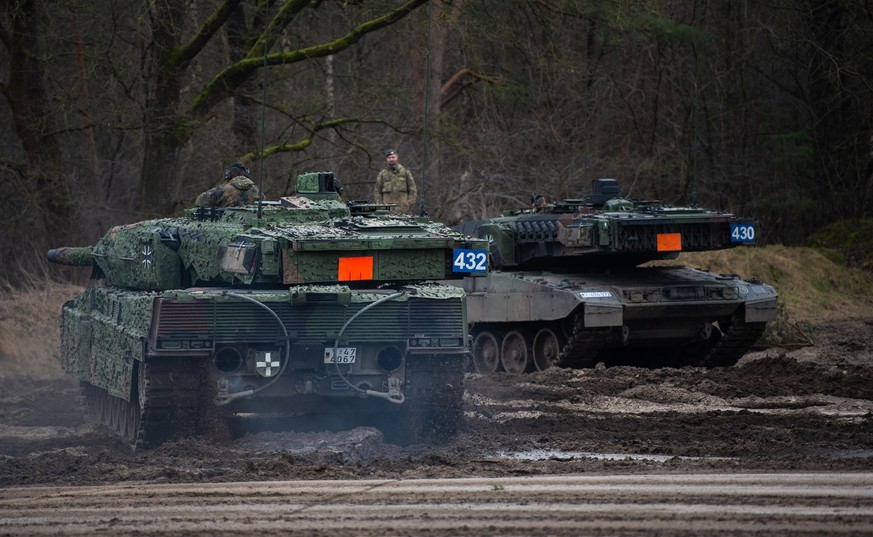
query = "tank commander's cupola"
xmin=587 ymin=178 xmax=621 ymax=206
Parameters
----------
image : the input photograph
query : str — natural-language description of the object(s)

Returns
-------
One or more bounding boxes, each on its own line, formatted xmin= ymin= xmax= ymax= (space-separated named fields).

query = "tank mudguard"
xmin=60 ymin=287 xmax=153 ymax=401
xmin=583 ymin=301 xmax=623 ymax=327
xmin=742 ymin=283 xmax=779 ymax=323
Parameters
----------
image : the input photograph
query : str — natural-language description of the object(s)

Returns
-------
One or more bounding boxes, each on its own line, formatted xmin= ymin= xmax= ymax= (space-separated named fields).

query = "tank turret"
xmin=456 ymin=178 xmax=760 ymax=270
xmin=49 ymin=171 xmax=489 ymax=451
xmin=452 ymin=178 xmax=777 ymax=374
xmin=50 ymin=172 xmax=484 ymax=290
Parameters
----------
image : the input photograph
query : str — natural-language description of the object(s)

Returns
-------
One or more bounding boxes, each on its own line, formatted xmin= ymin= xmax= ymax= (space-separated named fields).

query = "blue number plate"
xmin=730 ymin=223 xmax=756 ymax=243
xmin=452 ymin=249 xmax=488 ymax=274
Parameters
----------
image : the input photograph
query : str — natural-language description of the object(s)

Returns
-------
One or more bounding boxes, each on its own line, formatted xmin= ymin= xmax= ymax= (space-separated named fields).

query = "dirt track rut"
xmin=3 ymin=473 xmax=872 ymax=536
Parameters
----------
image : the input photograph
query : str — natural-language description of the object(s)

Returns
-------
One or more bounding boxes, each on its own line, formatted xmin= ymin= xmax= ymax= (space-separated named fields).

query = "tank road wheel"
xmin=533 ymin=328 xmax=562 ymax=371
xmin=113 ymin=396 xmax=121 ymax=431
xmin=500 ymin=330 xmax=531 ymax=374
xmin=99 ymin=384 xmax=142 ymax=450
xmin=472 ymin=331 xmax=501 ymax=374
xmin=95 ymin=387 xmax=109 ymax=423
xmin=79 ymin=382 xmax=98 ymax=421
xmin=560 ymin=316 xmax=577 ymax=340
xmin=123 ymin=397 xmax=141 ymax=446
xmin=108 ymin=391 xmax=120 ymax=431
xmin=120 ymin=364 xmax=144 ymax=448
xmin=113 ymin=396 xmax=126 ymax=439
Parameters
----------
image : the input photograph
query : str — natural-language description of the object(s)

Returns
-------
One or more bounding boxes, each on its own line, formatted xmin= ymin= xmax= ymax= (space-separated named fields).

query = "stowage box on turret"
xmin=453 ymin=178 xmax=778 ymax=373
xmin=48 ymin=172 xmax=489 ymax=450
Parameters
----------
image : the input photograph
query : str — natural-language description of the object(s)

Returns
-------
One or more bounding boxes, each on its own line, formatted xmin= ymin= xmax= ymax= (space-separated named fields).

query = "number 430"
xmin=730 ymin=223 xmax=756 ymax=243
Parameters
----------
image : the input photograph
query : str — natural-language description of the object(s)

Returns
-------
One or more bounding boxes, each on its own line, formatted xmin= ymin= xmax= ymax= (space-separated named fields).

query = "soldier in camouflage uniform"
xmin=195 ymin=162 xmax=262 ymax=207
xmin=374 ymin=149 xmax=418 ymax=214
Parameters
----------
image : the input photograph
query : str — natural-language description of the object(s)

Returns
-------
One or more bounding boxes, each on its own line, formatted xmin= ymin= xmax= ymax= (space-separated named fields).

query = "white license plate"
xmin=324 ymin=347 xmax=357 ymax=364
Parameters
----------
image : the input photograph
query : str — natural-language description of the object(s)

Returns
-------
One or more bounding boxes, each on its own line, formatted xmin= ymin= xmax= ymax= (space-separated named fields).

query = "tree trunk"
xmin=1 ymin=0 xmax=70 ymax=238
xmin=227 ymin=5 xmax=259 ymax=154
xmin=412 ymin=1 xmax=459 ymax=217
xmin=139 ymin=0 xmax=186 ymax=215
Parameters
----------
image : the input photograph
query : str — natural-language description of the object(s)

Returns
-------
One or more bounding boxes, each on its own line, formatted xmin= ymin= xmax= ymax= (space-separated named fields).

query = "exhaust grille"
xmin=155 ymin=296 xmax=464 ymax=344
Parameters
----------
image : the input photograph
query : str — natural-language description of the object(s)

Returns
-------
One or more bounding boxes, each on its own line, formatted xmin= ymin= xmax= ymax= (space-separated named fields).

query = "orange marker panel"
xmin=338 ymin=256 xmax=374 ymax=281
xmin=656 ymin=233 xmax=682 ymax=252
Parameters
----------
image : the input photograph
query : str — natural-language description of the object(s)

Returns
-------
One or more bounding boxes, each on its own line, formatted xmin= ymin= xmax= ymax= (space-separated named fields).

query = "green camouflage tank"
xmin=452 ymin=178 xmax=778 ymax=373
xmin=48 ymin=172 xmax=489 ymax=450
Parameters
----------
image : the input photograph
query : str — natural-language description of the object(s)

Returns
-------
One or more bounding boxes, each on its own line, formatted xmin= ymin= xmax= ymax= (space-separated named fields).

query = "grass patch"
xmin=808 ymin=218 xmax=873 ymax=271
xmin=649 ymin=245 xmax=873 ymax=324
xmin=0 ymin=281 xmax=84 ymax=379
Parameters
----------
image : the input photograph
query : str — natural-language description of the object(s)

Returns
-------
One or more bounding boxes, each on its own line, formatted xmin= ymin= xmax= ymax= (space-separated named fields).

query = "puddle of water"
xmin=808 ymin=449 xmax=873 ymax=459
xmin=490 ymin=448 xmax=733 ymax=462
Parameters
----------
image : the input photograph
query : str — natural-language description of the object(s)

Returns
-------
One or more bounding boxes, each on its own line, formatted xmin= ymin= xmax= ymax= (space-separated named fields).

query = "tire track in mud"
xmin=1 ymin=473 xmax=872 ymax=536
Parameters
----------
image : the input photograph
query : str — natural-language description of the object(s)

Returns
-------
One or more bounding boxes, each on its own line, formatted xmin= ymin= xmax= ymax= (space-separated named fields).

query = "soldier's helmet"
xmin=225 ymin=162 xmax=251 ymax=180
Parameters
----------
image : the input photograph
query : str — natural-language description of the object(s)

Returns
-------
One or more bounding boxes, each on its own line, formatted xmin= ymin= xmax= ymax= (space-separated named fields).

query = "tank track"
xmin=135 ymin=359 xmax=208 ymax=450
xmin=79 ymin=382 xmax=98 ymax=421
xmin=690 ymin=317 xmax=767 ymax=367
xmin=556 ymin=313 xmax=611 ymax=368
xmin=400 ymin=355 xmax=465 ymax=444
xmin=79 ymin=359 xmax=208 ymax=451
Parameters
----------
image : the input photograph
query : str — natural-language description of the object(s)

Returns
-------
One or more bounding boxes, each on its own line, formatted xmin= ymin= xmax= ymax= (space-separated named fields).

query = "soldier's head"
xmin=225 ymin=162 xmax=251 ymax=180
xmin=384 ymin=149 xmax=398 ymax=167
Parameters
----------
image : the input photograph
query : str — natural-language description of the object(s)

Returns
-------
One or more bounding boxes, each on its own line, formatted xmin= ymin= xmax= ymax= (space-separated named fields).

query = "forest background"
xmin=2 ymin=0 xmax=872 ymax=288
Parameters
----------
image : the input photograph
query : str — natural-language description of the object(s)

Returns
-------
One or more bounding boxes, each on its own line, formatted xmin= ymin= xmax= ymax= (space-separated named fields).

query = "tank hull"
xmin=62 ymin=282 xmax=468 ymax=450
xmin=457 ymin=266 xmax=777 ymax=372
xmin=50 ymin=173 xmax=490 ymax=450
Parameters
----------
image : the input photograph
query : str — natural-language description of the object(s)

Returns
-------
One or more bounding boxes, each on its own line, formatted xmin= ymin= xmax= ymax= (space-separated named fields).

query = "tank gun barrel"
xmin=47 ymin=247 xmax=94 ymax=267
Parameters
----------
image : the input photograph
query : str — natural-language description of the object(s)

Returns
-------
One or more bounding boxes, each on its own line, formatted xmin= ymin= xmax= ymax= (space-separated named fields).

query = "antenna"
xmin=690 ymin=104 xmax=699 ymax=207
xmin=257 ymin=7 xmax=269 ymax=220
xmin=419 ymin=1 xmax=432 ymax=217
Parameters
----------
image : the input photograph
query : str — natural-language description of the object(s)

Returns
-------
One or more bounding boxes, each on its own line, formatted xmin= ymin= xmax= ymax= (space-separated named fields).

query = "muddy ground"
xmin=2 ymin=319 xmax=873 ymax=488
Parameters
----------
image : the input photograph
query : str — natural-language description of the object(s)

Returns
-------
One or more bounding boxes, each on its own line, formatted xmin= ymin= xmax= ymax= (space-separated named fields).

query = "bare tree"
xmin=0 ymin=0 xmax=69 ymax=236
xmin=3 ymin=0 xmax=873 ymax=290
xmin=137 ymin=0 xmax=429 ymax=215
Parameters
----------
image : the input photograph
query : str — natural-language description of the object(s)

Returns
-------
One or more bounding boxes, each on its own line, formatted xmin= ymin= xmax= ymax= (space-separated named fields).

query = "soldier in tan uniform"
xmin=374 ymin=149 xmax=418 ymax=214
